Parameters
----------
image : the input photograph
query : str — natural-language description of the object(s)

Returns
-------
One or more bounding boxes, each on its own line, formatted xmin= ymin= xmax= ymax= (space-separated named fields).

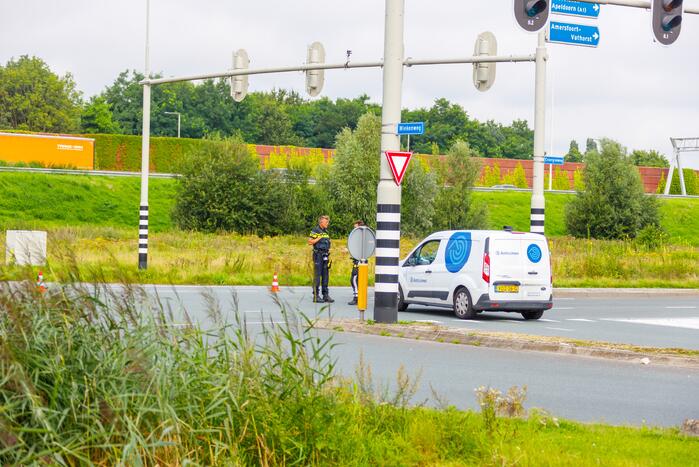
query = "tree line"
xmin=0 ymin=55 xmax=668 ymax=166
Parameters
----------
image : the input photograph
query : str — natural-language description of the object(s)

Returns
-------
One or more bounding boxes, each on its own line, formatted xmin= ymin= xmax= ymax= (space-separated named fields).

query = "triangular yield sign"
xmin=385 ymin=151 xmax=413 ymax=185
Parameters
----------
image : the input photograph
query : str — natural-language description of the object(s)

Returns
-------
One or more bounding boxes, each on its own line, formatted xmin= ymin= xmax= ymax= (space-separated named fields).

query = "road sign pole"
xmin=531 ymin=30 xmax=547 ymax=235
xmin=138 ymin=0 xmax=151 ymax=270
xmin=374 ymin=0 xmax=404 ymax=324
xmin=549 ymin=163 xmax=553 ymax=191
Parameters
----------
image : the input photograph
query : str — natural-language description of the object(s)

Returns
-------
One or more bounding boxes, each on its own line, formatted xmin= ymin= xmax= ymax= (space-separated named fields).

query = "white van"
xmin=398 ymin=229 xmax=553 ymax=320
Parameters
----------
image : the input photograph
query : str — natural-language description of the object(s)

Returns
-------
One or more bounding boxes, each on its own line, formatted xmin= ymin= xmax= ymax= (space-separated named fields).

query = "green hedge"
xmin=84 ymin=134 xmax=216 ymax=173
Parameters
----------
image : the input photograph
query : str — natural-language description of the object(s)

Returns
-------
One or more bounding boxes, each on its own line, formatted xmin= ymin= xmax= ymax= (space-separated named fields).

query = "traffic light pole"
xmin=374 ymin=0 xmax=405 ymax=323
xmin=530 ymin=30 xmax=547 ymax=235
xmin=139 ymin=0 xmax=151 ymax=270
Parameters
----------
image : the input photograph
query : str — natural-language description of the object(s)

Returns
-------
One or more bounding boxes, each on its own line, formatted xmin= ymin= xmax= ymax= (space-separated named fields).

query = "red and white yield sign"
xmin=384 ymin=151 xmax=413 ymax=185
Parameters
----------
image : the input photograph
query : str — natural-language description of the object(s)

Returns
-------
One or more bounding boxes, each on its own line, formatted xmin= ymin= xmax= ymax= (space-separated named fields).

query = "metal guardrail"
xmin=0 ymin=166 xmax=179 ymax=178
xmin=1 ymin=166 xmax=698 ymax=199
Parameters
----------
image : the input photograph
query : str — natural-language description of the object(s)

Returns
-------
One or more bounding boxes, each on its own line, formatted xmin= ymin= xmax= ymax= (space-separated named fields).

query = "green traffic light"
xmin=526 ymin=0 xmax=547 ymax=17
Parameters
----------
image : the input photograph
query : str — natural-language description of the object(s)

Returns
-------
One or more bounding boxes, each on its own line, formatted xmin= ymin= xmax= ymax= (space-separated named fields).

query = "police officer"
xmin=308 ymin=215 xmax=334 ymax=303
xmin=348 ymin=220 xmax=365 ymax=305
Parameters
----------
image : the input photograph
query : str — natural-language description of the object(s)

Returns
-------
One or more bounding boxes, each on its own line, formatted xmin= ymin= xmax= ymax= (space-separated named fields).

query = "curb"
xmin=554 ymin=288 xmax=699 ymax=298
xmin=315 ymin=319 xmax=699 ymax=369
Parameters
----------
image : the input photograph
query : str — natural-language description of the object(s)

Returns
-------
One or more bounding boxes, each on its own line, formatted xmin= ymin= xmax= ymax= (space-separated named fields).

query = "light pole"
xmin=138 ymin=0 xmax=151 ymax=270
xmin=530 ymin=30 xmax=547 ymax=235
xmin=164 ymin=111 xmax=181 ymax=138
xmin=373 ymin=0 xmax=405 ymax=323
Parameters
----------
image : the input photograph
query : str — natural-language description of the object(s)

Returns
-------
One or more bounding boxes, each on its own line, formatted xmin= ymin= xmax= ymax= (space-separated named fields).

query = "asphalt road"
xmin=133 ymin=285 xmax=699 ymax=427
xmin=147 ymin=285 xmax=699 ymax=350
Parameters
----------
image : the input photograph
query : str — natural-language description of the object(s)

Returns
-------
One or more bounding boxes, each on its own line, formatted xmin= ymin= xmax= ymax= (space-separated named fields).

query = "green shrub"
xmin=566 ymin=139 xmax=659 ymax=239
xmin=552 ymin=167 xmax=570 ymax=190
xmin=636 ymin=224 xmax=670 ymax=251
xmin=480 ymin=163 xmax=501 ymax=187
xmin=87 ymin=133 xmax=220 ymax=173
xmin=173 ymin=137 xmax=322 ymax=236
xmin=573 ymin=169 xmax=585 ymax=191
xmin=431 ymin=141 xmax=487 ymax=231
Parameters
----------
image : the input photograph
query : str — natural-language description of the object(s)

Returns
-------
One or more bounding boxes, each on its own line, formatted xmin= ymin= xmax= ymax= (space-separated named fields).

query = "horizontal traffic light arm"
xmin=140 ymin=55 xmax=536 ymax=86
xmin=573 ymin=0 xmax=699 ymax=14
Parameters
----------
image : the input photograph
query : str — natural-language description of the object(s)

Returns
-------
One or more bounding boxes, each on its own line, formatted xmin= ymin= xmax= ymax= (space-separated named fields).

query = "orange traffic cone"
xmin=271 ymin=272 xmax=280 ymax=293
xmin=37 ymin=271 xmax=47 ymax=293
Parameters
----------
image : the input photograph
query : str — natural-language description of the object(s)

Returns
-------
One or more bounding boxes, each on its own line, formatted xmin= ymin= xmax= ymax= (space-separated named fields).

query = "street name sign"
xmin=549 ymin=21 xmax=600 ymax=47
xmin=544 ymin=156 xmax=565 ymax=165
xmin=551 ymin=0 xmax=601 ymax=19
xmin=397 ymin=122 xmax=425 ymax=135
xmin=385 ymin=151 xmax=413 ymax=185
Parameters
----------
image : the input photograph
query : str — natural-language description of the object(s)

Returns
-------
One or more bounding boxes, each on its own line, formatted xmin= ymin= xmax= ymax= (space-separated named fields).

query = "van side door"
xmin=402 ymin=239 xmax=443 ymax=303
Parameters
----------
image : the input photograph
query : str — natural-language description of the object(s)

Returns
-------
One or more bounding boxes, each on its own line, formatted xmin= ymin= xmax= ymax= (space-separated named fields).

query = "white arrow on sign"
xmin=385 ymin=151 xmax=413 ymax=185
xmin=593 ymin=4 xmax=599 ymax=11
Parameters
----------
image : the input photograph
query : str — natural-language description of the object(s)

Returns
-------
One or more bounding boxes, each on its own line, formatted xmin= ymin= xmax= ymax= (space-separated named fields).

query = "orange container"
xmin=0 ymin=132 xmax=95 ymax=170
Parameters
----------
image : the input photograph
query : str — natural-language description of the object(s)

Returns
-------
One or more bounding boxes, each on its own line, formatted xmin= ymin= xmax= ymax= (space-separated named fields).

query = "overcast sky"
xmin=2 ymin=1 xmax=699 ymax=166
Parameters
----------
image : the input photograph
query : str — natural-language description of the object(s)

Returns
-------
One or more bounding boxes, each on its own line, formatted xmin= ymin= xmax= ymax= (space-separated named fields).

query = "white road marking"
xmin=552 ymin=307 xmax=575 ymax=310
xmin=501 ymin=319 xmax=523 ymax=324
xmin=243 ymin=310 xmax=263 ymax=313
xmin=546 ymin=327 xmax=573 ymax=332
xmin=665 ymin=306 xmax=697 ymax=310
xmin=415 ymin=319 xmax=443 ymax=324
xmin=567 ymin=318 xmax=596 ymax=322
xmin=602 ymin=317 xmax=699 ymax=330
xmin=454 ymin=319 xmax=482 ymax=323
xmin=539 ymin=318 xmax=561 ymax=323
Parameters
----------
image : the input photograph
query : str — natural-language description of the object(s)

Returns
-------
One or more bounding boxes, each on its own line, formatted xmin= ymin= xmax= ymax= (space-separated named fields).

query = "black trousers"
xmin=350 ymin=267 xmax=358 ymax=297
xmin=313 ymin=251 xmax=330 ymax=299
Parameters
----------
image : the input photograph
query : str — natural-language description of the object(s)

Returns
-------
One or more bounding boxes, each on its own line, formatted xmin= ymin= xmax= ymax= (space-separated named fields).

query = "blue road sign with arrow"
xmin=397 ymin=122 xmax=425 ymax=135
xmin=549 ymin=21 xmax=600 ymax=47
xmin=544 ymin=156 xmax=565 ymax=165
xmin=551 ymin=0 xmax=601 ymax=19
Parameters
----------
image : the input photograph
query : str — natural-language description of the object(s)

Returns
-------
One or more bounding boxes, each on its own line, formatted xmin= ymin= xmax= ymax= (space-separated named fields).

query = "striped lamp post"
xmin=373 ymin=0 xmax=404 ymax=323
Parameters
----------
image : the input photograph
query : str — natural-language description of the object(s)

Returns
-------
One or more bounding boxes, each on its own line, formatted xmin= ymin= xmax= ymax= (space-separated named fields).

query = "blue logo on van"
xmin=527 ymin=244 xmax=542 ymax=263
xmin=445 ymin=232 xmax=472 ymax=273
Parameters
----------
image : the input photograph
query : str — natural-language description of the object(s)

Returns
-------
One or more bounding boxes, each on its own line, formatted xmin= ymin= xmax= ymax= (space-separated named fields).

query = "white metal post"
xmin=548 ymin=163 xmax=553 ymax=191
xmin=677 ymin=147 xmax=687 ymax=196
xmin=374 ymin=0 xmax=404 ymax=324
xmin=530 ymin=30 xmax=547 ymax=235
xmin=176 ymin=113 xmax=181 ymax=138
xmin=138 ymin=0 xmax=151 ymax=269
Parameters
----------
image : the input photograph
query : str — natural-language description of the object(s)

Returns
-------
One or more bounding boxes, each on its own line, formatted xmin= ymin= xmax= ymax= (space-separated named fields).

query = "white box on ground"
xmin=5 ymin=230 xmax=47 ymax=265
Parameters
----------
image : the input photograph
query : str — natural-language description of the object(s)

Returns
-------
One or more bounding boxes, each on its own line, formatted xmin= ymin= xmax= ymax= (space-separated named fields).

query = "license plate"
xmin=495 ymin=285 xmax=519 ymax=293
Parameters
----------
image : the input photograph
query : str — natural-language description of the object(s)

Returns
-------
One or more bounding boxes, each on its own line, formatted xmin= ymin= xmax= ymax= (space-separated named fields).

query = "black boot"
xmin=348 ymin=297 xmax=358 ymax=305
xmin=323 ymin=296 xmax=335 ymax=303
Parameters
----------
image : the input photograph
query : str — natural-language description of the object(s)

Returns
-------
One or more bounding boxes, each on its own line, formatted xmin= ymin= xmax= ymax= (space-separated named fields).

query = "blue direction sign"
xmin=551 ymin=0 xmax=601 ymax=19
xmin=397 ymin=122 xmax=425 ymax=135
xmin=549 ymin=21 xmax=600 ymax=47
xmin=544 ymin=156 xmax=565 ymax=165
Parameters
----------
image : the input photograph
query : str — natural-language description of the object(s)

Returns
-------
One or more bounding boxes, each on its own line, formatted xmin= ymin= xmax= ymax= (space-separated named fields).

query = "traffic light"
xmin=473 ymin=32 xmax=497 ymax=92
xmin=652 ymin=0 xmax=683 ymax=45
xmin=305 ymin=42 xmax=325 ymax=97
xmin=514 ymin=0 xmax=549 ymax=33
xmin=230 ymin=49 xmax=249 ymax=102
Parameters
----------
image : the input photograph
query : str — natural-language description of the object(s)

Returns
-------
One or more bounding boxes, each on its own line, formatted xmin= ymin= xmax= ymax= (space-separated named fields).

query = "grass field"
xmin=0 ymin=172 xmax=697 ymax=287
xmin=3 ymin=278 xmax=698 ymax=465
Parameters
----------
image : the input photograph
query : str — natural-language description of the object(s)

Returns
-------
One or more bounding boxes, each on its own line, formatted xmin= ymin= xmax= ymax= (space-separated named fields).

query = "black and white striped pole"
xmin=373 ymin=0 xmax=404 ymax=323
xmin=138 ymin=0 xmax=151 ymax=269
xmin=530 ymin=30 xmax=547 ymax=235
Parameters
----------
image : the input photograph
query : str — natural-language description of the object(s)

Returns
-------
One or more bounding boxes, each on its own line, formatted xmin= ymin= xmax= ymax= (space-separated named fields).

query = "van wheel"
xmin=521 ymin=310 xmax=544 ymax=320
xmin=453 ymin=288 xmax=476 ymax=320
xmin=398 ymin=286 xmax=408 ymax=311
